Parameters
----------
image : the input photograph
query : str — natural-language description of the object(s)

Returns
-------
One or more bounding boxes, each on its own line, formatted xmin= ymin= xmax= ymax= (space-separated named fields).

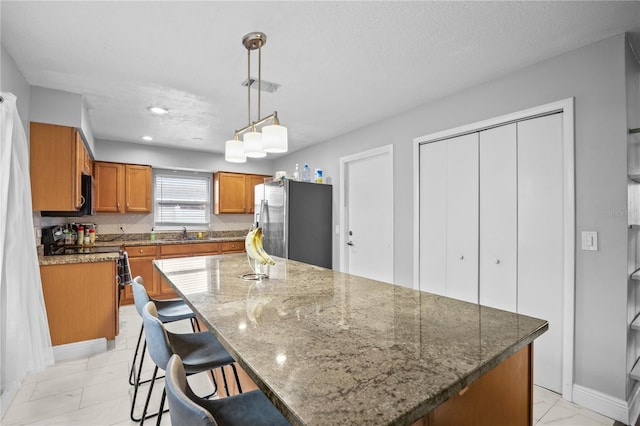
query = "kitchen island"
xmin=154 ymin=254 xmax=548 ymax=426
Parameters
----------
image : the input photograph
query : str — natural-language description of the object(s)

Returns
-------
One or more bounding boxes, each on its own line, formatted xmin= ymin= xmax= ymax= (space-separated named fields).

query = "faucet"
xmin=182 ymin=226 xmax=187 ymax=240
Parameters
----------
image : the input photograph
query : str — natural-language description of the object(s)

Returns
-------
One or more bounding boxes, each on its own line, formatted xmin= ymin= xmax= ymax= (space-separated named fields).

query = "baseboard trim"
xmin=573 ymin=383 xmax=640 ymax=425
xmin=52 ymin=338 xmax=107 ymax=362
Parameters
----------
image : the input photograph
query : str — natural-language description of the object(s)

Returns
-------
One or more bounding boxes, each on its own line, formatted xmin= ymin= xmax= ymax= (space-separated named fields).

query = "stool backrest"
xmin=141 ymin=301 xmax=173 ymax=370
xmin=132 ymin=280 xmax=150 ymax=317
xmin=165 ymin=355 xmax=217 ymax=426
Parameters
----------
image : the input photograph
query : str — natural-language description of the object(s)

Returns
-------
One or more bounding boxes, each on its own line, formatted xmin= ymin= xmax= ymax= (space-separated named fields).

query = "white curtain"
xmin=0 ymin=92 xmax=54 ymax=417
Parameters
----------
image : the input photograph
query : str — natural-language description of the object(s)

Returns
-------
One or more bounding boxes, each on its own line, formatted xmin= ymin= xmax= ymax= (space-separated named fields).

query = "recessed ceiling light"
xmin=142 ymin=135 xmax=153 ymax=141
xmin=147 ymin=106 xmax=169 ymax=115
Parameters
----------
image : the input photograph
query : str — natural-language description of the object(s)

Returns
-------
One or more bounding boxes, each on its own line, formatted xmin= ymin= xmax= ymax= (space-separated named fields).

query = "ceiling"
xmin=2 ymin=1 xmax=639 ymax=158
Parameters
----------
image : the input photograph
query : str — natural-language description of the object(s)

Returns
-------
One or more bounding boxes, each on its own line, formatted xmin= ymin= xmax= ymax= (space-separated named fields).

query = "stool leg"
xmin=129 ymin=324 xmax=144 ymax=386
xmin=139 ymin=365 xmax=158 ymax=425
xmin=220 ymin=366 xmax=230 ymax=397
xmin=156 ymin=388 xmax=167 ymax=426
xmin=231 ymin=363 xmax=243 ymax=394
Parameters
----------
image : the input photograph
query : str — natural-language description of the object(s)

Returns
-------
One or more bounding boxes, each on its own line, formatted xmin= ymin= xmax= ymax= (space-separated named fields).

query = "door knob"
xmin=460 ymin=255 xmax=464 ymax=260
xmin=496 ymin=259 xmax=500 ymax=264
xmin=347 ymin=241 xmax=354 ymax=246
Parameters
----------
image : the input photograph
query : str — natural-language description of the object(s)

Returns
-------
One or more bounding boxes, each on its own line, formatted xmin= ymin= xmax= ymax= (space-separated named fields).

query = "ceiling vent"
xmin=242 ymin=78 xmax=281 ymax=93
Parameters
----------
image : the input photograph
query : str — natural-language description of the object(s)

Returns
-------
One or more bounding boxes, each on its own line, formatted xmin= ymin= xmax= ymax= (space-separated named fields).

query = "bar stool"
xmin=165 ymin=354 xmax=289 ymax=426
xmin=129 ymin=278 xmax=200 ymax=422
xmin=139 ymin=301 xmax=243 ymax=425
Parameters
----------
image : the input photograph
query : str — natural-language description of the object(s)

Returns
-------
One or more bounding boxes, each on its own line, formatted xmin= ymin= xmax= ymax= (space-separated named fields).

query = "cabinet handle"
xmin=139 ymin=249 xmax=143 ymax=254
xmin=117 ymin=202 xmax=120 ymax=209
xmin=127 ymin=203 xmax=130 ymax=209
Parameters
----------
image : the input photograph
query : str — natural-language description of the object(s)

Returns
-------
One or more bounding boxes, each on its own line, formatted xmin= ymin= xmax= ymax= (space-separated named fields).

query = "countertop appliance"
xmin=255 ymin=180 xmax=332 ymax=268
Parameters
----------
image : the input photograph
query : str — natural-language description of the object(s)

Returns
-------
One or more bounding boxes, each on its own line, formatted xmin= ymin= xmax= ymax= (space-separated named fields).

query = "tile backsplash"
xmin=34 ymin=212 xmax=253 ymax=236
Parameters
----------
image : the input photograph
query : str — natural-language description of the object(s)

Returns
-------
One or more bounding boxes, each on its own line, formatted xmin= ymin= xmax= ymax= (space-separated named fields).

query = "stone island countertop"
xmin=154 ymin=254 xmax=548 ymax=426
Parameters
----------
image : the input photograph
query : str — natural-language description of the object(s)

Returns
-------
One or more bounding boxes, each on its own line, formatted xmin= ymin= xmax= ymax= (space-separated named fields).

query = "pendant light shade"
xmin=225 ymin=138 xmax=246 ymax=163
xmin=263 ymin=122 xmax=288 ymax=153
xmin=244 ymin=130 xmax=266 ymax=158
xmin=223 ymin=32 xmax=288 ymax=162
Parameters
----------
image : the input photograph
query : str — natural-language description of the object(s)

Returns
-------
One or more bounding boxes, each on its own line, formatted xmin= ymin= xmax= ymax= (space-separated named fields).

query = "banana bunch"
xmin=245 ymin=227 xmax=276 ymax=265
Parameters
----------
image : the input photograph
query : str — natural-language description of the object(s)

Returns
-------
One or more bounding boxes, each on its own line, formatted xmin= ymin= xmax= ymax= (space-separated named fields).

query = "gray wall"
xmin=95 ymin=138 xmax=274 ymax=175
xmin=275 ymin=34 xmax=631 ymax=401
xmin=1 ymin=44 xmax=30 ymax=132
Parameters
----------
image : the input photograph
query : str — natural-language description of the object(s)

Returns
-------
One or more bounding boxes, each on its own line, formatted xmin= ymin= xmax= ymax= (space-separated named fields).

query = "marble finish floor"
xmin=2 ymin=304 xmax=617 ymax=426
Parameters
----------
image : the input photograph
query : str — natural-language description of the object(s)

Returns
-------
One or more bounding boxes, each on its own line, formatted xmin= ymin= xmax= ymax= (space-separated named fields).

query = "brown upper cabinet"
xmin=94 ymin=162 xmax=152 ymax=213
xmin=30 ymin=122 xmax=91 ymax=211
xmin=213 ymin=172 xmax=269 ymax=214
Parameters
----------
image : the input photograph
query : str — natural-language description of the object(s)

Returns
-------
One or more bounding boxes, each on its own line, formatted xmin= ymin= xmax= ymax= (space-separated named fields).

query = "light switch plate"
xmin=581 ymin=231 xmax=598 ymax=251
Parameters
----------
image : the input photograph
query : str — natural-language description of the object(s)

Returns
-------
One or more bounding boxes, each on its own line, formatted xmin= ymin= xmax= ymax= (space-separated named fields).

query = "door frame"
xmin=339 ymin=144 xmax=394 ymax=280
xmin=413 ymin=98 xmax=575 ymax=400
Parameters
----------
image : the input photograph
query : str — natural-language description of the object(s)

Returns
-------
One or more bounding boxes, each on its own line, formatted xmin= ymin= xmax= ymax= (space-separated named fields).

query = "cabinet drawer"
xmin=192 ymin=243 xmax=220 ymax=255
xmin=125 ymin=245 xmax=158 ymax=257
xmin=161 ymin=244 xmax=195 ymax=256
xmin=221 ymin=241 xmax=245 ymax=253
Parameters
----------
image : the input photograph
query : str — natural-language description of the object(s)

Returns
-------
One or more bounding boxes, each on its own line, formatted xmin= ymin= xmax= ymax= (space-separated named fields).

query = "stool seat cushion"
xmin=168 ymin=331 xmax=235 ymax=374
xmin=155 ymin=299 xmax=195 ymax=323
xmin=201 ymin=390 xmax=290 ymax=426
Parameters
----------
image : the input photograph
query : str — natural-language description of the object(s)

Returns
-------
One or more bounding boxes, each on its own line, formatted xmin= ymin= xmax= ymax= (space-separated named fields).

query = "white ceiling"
xmin=2 ymin=1 xmax=639 ymax=157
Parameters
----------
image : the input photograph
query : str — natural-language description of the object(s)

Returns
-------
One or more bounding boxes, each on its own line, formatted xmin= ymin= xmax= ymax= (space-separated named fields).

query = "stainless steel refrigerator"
xmin=254 ymin=180 xmax=332 ymax=269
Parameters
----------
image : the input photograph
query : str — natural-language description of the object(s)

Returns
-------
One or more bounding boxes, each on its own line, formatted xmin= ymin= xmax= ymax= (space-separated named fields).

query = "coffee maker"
xmin=41 ymin=225 xmax=66 ymax=255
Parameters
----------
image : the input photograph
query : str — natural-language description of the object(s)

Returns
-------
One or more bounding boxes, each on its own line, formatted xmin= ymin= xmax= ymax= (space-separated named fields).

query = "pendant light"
xmin=224 ymin=32 xmax=288 ymax=162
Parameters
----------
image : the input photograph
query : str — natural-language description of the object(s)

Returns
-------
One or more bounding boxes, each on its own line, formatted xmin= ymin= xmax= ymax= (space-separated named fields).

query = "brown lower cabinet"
xmin=40 ymin=261 xmax=118 ymax=345
xmin=210 ymin=344 xmax=533 ymax=425
xmin=120 ymin=241 xmax=245 ymax=305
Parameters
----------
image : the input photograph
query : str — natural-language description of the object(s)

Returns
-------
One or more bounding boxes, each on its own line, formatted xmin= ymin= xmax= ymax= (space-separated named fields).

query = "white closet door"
xmin=419 ymin=141 xmax=447 ymax=296
xmin=479 ymin=124 xmax=517 ymax=312
xmin=517 ymin=113 xmax=564 ymax=393
xmin=445 ymin=133 xmax=479 ymax=303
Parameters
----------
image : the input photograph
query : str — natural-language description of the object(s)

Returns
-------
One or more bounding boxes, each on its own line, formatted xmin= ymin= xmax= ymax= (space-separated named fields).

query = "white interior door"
xmin=419 ymin=140 xmax=447 ymax=296
xmin=479 ymin=124 xmax=518 ymax=312
xmin=445 ymin=133 xmax=479 ymax=303
xmin=343 ymin=147 xmax=393 ymax=283
xmin=517 ymin=113 xmax=564 ymax=393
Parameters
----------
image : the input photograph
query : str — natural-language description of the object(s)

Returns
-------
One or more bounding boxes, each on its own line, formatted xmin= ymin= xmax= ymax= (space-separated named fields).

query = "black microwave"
xmin=41 ymin=174 xmax=95 ymax=217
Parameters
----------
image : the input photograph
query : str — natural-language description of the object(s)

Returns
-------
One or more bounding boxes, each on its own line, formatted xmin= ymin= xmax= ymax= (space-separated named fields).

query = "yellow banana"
xmin=245 ymin=228 xmax=266 ymax=265
xmin=254 ymin=228 xmax=275 ymax=265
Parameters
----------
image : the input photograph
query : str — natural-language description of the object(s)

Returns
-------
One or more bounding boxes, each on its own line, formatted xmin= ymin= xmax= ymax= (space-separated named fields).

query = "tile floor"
xmin=2 ymin=304 xmax=618 ymax=426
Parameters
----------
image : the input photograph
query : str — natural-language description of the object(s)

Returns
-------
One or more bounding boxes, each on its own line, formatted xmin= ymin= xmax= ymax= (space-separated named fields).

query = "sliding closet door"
xmin=419 ymin=140 xmax=447 ymax=296
xmin=445 ymin=133 xmax=479 ymax=303
xmin=479 ymin=124 xmax=517 ymax=312
xmin=517 ymin=113 xmax=564 ymax=393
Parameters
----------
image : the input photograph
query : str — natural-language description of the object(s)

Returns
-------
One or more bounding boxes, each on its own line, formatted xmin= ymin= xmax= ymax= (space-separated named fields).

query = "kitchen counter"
xmin=38 ymin=234 xmax=246 ymax=266
xmin=38 ymin=251 xmax=120 ymax=266
xmin=154 ymin=254 xmax=548 ymax=425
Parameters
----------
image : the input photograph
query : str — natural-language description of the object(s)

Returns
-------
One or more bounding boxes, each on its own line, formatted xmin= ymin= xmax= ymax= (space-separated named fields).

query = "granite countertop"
xmin=38 ymin=251 xmax=121 ymax=266
xmin=37 ymin=231 xmax=247 ymax=265
xmin=154 ymin=254 xmax=548 ymax=426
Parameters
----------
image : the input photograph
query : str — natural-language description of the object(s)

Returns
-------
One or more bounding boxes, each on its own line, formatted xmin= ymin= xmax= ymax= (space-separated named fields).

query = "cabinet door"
xmin=40 ymin=261 xmax=117 ymax=345
xmin=214 ymin=172 xmax=246 ymax=213
xmin=95 ymin=162 xmax=125 ymax=212
xmin=419 ymin=140 xmax=448 ymax=296
xmin=445 ymin=133 xmax=479 ymax=304
xmin=246 ymin=175 xmax=266 ymax=214
xmin=73 ymin=131 xmax=85 ymax=208
xmin=125 ymin=164 xmax=152 ymax=212
xmin=30 ymin=122 xmax=79 ymax=211
xmin=517 ymin=113 xmax=564 ymax=393
xmin=479 ymin=124 xmax=517 ymax=312
xmin=128 ymin=256 xmax=159 ymax=298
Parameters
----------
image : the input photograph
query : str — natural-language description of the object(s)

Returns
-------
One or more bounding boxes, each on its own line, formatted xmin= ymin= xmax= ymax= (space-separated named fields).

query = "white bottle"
xmin=293 ymin=164 xmax=300 ymax=181
xmin=301 ymin=164 xmax=311 ymax=182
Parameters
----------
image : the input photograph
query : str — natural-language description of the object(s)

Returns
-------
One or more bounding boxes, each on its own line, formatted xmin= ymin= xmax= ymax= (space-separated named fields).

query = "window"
xmin=154 ymin=170 xmax=211 ymax=227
